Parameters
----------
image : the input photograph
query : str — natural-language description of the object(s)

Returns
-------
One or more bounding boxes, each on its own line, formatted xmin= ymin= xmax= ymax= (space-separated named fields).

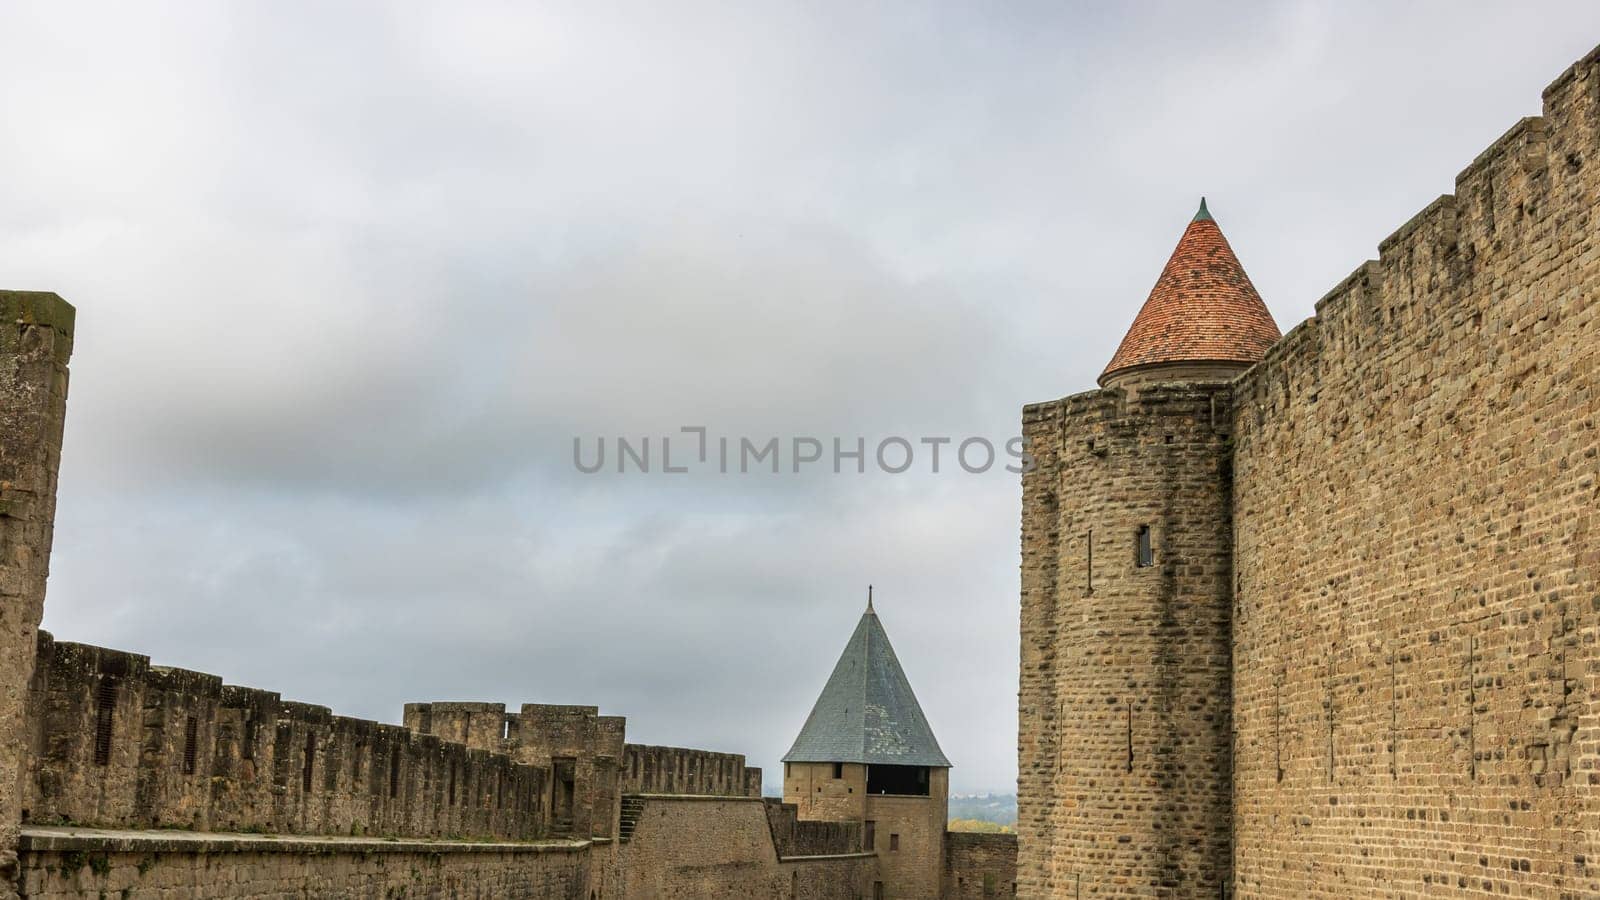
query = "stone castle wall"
xmin=1228 ymin=46 xmax=1600 ymax=898
xmin=14 ymin=629 xmax=877 ymax=897
xmin=943 ymin=831 xmax=1018 ymax=899
xmin=1017 ymin=40 xmax=1600 ymax=900
xmin=1016 ymin=384 xmax=1235 ymax=896
xmin=622 ymin=743 xmax=761 ymax=797
xmin=404 ymin=700 xmax=626 ymax=840
xmin=784 ymin=761 xmax=869 ymax=821
xmin=25 ymin=635 xmax=550 ymax=840
xmin=0 ymin=292 xmax=74 ymax=898
xmin=15 ymin=829 xmax=592 ymax=900
xmin=763 ymin=798 xmax=863 ymax=856
xmin=864 ymin=781 xmax=952 ymax=900
xmin=615 ymin=795 xmax=874 ymax=899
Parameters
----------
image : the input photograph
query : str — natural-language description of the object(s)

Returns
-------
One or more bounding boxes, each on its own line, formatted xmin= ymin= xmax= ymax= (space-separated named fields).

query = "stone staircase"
xmin=618 ymin=795 xmax=646 ymax=843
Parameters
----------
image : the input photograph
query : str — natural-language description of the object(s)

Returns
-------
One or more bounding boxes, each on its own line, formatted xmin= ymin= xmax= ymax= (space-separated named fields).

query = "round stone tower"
xmin=1016 ymin=200 xmax=1280 ymax=897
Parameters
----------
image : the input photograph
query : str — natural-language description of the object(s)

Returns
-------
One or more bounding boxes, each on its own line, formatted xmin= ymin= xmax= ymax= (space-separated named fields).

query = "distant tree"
xmin=947 ymin=818 xmax=1015 ymax=834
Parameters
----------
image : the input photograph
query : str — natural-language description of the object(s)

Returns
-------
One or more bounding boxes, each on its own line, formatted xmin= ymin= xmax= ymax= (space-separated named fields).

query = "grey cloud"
xmin=7 ymin=0 xmax=1600 ymax=794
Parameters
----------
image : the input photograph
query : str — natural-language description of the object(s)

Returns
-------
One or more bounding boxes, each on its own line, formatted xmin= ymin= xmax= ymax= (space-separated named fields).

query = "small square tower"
xmin=782 ymin=592 xmax=951 ymax=899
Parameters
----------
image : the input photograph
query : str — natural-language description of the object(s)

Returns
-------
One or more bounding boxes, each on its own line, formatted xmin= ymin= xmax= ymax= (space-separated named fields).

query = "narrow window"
xmin=873 ymin=882 xmax=885 ymax=900
xmin=1086 ymin=529 xmax=1094 ymax=594
xmin=889 ymin=833 xmax=899 ymax=851
xmin=1136 ymin=525 xmax=1153 ymax=567
xmin=241 ymin=715 xmax=256 ymax=761
xmin=784 ymin=762 xmax=790 ymax=779
xmin=1126 ymin=702 xmax=1134 ymax=773
xmin=502 ymin=717 xmax=512 ymax=741
xmin=93 ymin=679 xmax=118 ymax=767
xmin=864 ymin=820 xmax=875 ymax=851
xmin=448 ymin=761 xmax=457 ymax=806
xmin=832 ymin=762 xmax=843 ymax=779
xmin=182 ymin=716 xmax=199 ymax=775
xmin=302 ymin=732 xmax=317 ymax=792
xmin=389 ymin=748 xmax=401 ymax=798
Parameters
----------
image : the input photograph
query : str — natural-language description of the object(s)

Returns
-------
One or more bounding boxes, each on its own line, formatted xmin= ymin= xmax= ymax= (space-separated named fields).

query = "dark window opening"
xmin=1086 ymin=529 xmax=1094 ymax=594
xmin=241 ymin=715 xmax=256 ymax=761
xmin=302 ymin=733 xmax=317 ymax=792
xmin=93 ymin=679 xmax=118 ymax=767
xmin=866 ymin=764 xmax=929 ymax=796
xmin=873 ymin=881 xmax=885 ymax=900
xmin=889 ymin=833 xmax=900 ymax=851
xmin=389 ymin=748 xmax=401 ymax=797
xmin=864 ymin=820 xmax=876 ymax=851
xmin=1126 ymin=702 xmax=1134 ymax=773
xmin=832 ymin=762 xmax=843 ymax=779
xmin=552 ymin=757 xmax=576 ymax=828
xmin=1136 ymin=525 xmax=1153 ymax=567
xmin=182 ymin=716 xmax=198 ymax=775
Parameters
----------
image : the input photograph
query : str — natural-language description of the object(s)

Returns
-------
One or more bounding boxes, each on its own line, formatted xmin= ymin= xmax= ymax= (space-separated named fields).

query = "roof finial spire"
xmin=1193 ymin=196 xmax=1212 ymax=222
xmin=867 ymin=584 xmax=874 ymax=613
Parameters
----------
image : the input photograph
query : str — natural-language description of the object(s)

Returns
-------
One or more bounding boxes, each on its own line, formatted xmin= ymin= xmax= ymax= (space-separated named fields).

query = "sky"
xmin=2 ymin=1 xmax=1598 ymax=795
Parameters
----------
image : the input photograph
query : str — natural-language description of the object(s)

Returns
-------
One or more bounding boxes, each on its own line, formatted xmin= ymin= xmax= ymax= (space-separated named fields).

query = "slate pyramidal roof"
xmin=782 ymin=597 xmax=952 ymax=768
xmin=1099 ymin=198 xmax=1282 ymax=386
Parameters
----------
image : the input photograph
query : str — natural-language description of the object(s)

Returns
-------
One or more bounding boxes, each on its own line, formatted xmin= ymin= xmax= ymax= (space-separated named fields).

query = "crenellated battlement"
xmin=24 ymin=633 xmax=551 ymax=841
xmin=1223 ymin=39 xmax=1600 ymax=900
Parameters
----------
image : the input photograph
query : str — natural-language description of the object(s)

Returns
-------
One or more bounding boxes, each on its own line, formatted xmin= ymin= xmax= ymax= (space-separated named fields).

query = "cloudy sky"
xmin=3 ymin=2 xmax=1597 ymax=794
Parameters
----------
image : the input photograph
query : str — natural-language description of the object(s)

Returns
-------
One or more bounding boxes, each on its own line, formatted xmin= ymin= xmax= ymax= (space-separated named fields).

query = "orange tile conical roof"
xmin=1099 ymin=199 xmax=1281 ymax=386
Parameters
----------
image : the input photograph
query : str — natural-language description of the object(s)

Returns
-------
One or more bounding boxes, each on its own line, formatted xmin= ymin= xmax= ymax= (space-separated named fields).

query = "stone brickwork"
xmin=405 ymin=701 xmax=625 ymax=840
xmin=25 ymin=636 xmax=548 ymax=841
xmin=16 ymin=828 xmax=590 ymax=899
xmin=1017 ymin=40 xmax=1600 ymax=900
xmin=1017 ymin=385 xmax=1234 ymax=897
xmin=0 ymin=292 xmax=73 ymax=898
xmin=782 ymin=761 xmax=970 ymax=899
xmin=615 ymin=795 xmax=873 ymax=899
xmin=762 ymin=798 xmax=864 ymax=856
xmin=622 ymin=744 xmax=761 ymax=797
xmin=864 ymin=782 xmax=951 ymax=900
xmin=944 ymin=832 xmax=1018 ymax=899
xmin=1228 ymin=46 xmax=1600 ymax=900
xmin=784 ymin=761 xmax=868 ymax=821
